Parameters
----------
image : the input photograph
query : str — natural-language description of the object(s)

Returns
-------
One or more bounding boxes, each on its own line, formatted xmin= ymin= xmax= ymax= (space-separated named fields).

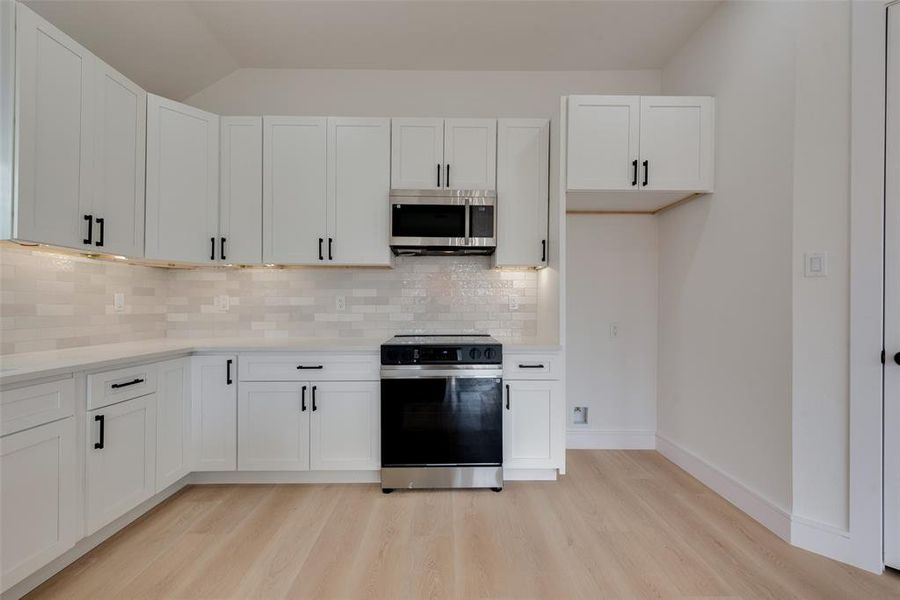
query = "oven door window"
xmin=391 ymin=204 xmax=467 ymax=238
xmin=381 ymin=377 xmax=502 ymax=466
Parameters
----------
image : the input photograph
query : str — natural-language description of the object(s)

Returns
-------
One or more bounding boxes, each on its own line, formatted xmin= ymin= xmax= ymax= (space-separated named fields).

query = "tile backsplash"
xmin=0 ymin=246 xmax=538 ymax=354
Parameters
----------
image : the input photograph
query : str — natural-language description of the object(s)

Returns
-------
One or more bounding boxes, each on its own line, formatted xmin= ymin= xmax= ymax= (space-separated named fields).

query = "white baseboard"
xmin=567 ymin=429 xmax=656 ymax=449
xmin=790 ymin=514 xmax=852 ymax=565
xmin=503 ymin=468 xmax=558 ymax=481
xmin=655 ymin=434 xmax=792 ymax=542
xmin=190 ymin=470 xmax=381 ymax=484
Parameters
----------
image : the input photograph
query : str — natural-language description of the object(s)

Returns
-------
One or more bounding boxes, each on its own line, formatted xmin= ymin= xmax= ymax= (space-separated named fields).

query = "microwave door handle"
xmin=464 ymin=203 xmax=471 ymax=246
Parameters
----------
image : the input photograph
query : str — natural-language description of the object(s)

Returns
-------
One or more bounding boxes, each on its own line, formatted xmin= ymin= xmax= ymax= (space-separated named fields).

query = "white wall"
xmin=566 ymin=215 xmax=657 ymax=448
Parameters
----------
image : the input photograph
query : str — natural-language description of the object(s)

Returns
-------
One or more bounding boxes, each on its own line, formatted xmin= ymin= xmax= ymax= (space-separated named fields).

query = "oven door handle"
xmin=380 ymin=369 xmax=503 ymax=379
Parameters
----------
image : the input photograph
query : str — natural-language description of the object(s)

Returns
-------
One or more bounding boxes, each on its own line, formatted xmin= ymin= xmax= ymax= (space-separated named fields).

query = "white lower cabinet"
xmin=192 ymin=355 xmax=237 ymax=471
xmin=238 ymin=382 xmax=310 ymax=471
xmin=310 ymin=381 xmax=379 ymax=471
xmin=503 ymin=380 xmax=559 ymax=469
xmin=85 ymin=394 xmax=157 ymax=535
xmin=155 ymin=358 xmax=191 ymax=491
xmin=0 ymin=417 xmax=78 ymax=592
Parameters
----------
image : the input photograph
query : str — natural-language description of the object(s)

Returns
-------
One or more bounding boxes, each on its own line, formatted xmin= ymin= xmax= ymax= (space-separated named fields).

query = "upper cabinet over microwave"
xmin=566 ymin=95 xmax=715 ymax=212
xmin=391 ymin=119 xmax=497 ymax=191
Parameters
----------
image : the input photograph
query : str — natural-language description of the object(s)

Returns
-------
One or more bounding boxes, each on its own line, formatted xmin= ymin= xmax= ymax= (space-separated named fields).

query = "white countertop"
xmin=0 ymin=338 xmax=561 ymax=387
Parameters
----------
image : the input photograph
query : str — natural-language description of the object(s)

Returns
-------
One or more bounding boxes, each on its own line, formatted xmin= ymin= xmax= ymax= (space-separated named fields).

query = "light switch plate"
xmin=335 ymin=295 xmax=346 ymax=311
xmin=113 ymin=293 xmax=125 ymax=312
xmin=804 ymin=252 xmax=828 ymax=278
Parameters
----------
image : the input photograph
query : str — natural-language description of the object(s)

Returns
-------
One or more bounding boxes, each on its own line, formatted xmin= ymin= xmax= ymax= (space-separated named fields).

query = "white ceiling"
xmin=23 ymin=0 xmax=721 ymax=100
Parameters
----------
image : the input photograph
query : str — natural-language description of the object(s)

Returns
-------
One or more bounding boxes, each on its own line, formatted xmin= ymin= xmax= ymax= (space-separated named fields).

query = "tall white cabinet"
xmin=145 ymin=94 xmax=220 ymax=263
xmin=391 ymin=118 xmax=496 ymax=190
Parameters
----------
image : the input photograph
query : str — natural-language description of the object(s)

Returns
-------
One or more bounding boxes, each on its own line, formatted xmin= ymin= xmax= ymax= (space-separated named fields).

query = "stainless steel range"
xmin=380 ymin=334 xmax=503 ymax=492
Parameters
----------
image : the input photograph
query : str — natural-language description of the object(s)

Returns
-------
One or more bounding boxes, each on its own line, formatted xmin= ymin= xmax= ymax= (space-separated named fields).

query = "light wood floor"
xmin=26 ymin=450 xmax=900 ymax=599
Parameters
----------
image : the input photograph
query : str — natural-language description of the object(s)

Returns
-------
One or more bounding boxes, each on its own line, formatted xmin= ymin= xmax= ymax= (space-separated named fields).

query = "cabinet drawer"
xmin=1 ymin=378 xmax=75 ymax=437
xmin=503 ymin=353 xmax=559 ymax=380
xmin=239 ymin=353 xmax=379 ymax=382
xmin=87 ymin=364 xmax=158 ymax=410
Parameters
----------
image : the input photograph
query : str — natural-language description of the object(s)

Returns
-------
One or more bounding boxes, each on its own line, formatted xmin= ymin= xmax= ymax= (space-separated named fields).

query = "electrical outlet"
xmin=573 ymin=406 xmax=589 ymax=425
xmin=113 ymin=292 xmax=125 ymax=312
xmin=609 ymin=322 xmax=620 ymax=339
xmin=509 ymin=296 xmax=519 ymax=311
xmin=214 ymin=295 xmax=230 ymax=312
xmin=335 ymin=295 xmax=346 ymax=311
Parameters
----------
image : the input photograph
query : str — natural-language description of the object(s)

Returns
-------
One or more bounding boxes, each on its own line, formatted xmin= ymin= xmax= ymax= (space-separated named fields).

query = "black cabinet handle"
xmin=226 ymin=359 xmax=233 ymax=385
xmin=318 ymin=238 xmax=324 ymax=261
xmin=642 ymin=160 xmax=649 ymax=186
xmin=436 ymin=163 xmax=441 ymax=188
xmin=94 ymin=414 xmax=105 ymax=449
xmin=445 ymin=164 xmax=450 ymax=188
xmin=328 ymin=237 xmax=333 ymax=261
xmin=296 ymin=365 xmax=324 ymax=370
xmin=894 ymin=352 xmax=900 ymax=366
xmin=541 ymin=240 xmax=547 ymax=262
xmin=505 ymin=384 xmax=510 ymax=410
xmin=518 ymin=364 xmax=545 ymax=369
xmin=110 ymin=378 xmax=144 ymax=389
xmin=210 ymin=237 xmax=216 ymax=260
xmin=83 ymin=214 xmax=93 ymax=245
xmin=220 ymin=237 xmax=226 ymax=261
xmin=95 ymin=217 xmax=105 ymax=247
xmin=632 ymin=160 xmax=638 ymax=186
xmin=301 ymin=385 xmax=307 ymax=411
xmin=312 ymin=386 xmax=317 ymax=411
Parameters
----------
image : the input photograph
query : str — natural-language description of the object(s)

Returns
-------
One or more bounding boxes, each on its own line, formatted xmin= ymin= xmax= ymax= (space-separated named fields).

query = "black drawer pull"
xmin=110 ymin=378 xmax=144 ymax=389
xmin=94 ymin=414 xmax=105 ymax=449
xmin=95 ymin=217 xmax=105 ymax=247
xmin=312 ymin=385 xmax=318 ymax=411
xmin=301 ymin=385 xmax=307 ymax=411
xmin=518 ymin=364 xmax=545 ymax=369
xmin=226 ymin=359 xmax=233 ymax=385
xmin=296 ymin=365 xmax=324 ymax=370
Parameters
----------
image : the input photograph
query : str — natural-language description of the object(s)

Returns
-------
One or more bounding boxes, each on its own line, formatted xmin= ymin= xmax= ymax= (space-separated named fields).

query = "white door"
xmin=495 ymin=119 xmax=549 ymax=267
xmin=155 ymin=358 xmax=191 ymax=492
xmin=566 ymin=95 xmax=640 ymax=191
xmin=390 ymin=118 xmax=444 ymax=189
xmin=443 ymin=118 xmax=497 ymax=190
xmin=503 ymin=380 xmax=555 ymax=469
xmin=310 ymin=381 xmax=379 ymax=471
xmin=639 ymin=96 xmax=715 ymax=192
xmin=192 ymin=355 xmax=236 ymax=471
xmin=263 ymin=116 xmax=327 ymax=264
xmin=327 ymin=117 xmax=391 ymax=266
xmin=0 ymin=417 xmax=78 ymax=592
xmin=14 ymin=5 xmax=93 ymax=249
xmin=91 ymin=59 xmax=146 ymax=257
xmin=220 ymin=116 xmax=262 ymax=264
xmin=85 ymin=394 xmax=157 ymax=535
xmin=238 ymin=382 xmax=310 ymax=471
xmin=145 ymin=94 xmax=219 ymax=263
xmin=884 ymin=3 xmax=900 ymax=571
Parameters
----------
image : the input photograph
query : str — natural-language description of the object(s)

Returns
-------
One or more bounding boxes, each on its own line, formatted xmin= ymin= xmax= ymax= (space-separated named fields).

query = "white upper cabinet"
xmin=145 ymin=95 xmax=219 ymax=263
xmin=639 ymin=96 xmax=715 ymax=192
xmin=327 ymin=117 xmax=391 ymax=266
xmin=220 ymin=117 xmax=263 ymax=264
xmin=13 ymin=4 xmax=93 ymax=249
xmin=91 ymin=59 xmax=146 ymax=257
xmin=567 ymin=95 xmax=640 ymax=191
xmin=495 ymin=119 xmax=549 ymax=268
xmin=263 ymin=116 xmax=327 ymax=265
xmin=391 ymin=118 xmax=444 ymax=189
xmin=443 ymin=118 xmax=496 ymax=190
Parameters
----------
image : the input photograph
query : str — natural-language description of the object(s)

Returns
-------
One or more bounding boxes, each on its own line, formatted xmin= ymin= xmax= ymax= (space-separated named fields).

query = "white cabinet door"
xmin=220 ymin=116 xmax=262 ymax=264
xmin=310 ymin=381 xmax=379 ymax=471
xmin=263 ymin=116 xmax=327 ymax=264
xmin=495 ymin=119 xmax=549 ymax=267
xmin=390 ymin=118 xmax=444 ymax=190
xmin=503 ymin=380 xmax=556 ymax=469
xmin=238 ymin=382 xmax=310 ymax=471
xmin=155 ymin=358 xmax=191 ymax=492
xmin=192 ymin=355 xmax=237 ymax=471
xmin=327 ymin=117 xmax=391 ymax=266
xmin=0 ymin=417 xmax=78 ymax=592
xmin=14 ymin=4 xmax=93 ymax=249
xmin=639 ymin=96 xmax=715 ymax=192
xmin=85 ymin=394 xmax=157 ymax=535
xmin=145 ymin=94 xmax=219 ymax=263
xmin=91 ymin=59 xmax=146 ymax=257
xmin=567 ymin=95 xmax=640 ymax=191
xmin=443 ymin=118 xmax=496 ymax=190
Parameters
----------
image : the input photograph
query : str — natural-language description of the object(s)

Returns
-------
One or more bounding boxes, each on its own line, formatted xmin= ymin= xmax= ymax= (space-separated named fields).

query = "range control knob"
xmin=483 ymin=347 xmax=496 ymax=361
xmin=468 ymin=347 xmax=482 ymax=361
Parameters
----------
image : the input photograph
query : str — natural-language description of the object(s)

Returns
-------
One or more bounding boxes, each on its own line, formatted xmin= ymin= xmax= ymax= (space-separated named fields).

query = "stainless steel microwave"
xmin=389 ymin=189 xmax=497 ymax=256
